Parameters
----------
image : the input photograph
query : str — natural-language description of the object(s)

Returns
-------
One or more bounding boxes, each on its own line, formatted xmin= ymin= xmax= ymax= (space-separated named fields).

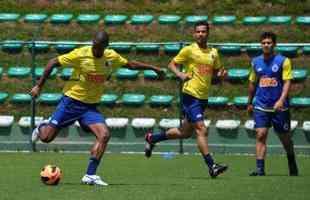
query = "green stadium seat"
xmin=267 ymin=16 xmax=292 ymax=25
xmin=164 ymin=43 xmax=181 ymax=54
xmin=50 ymin=14 xmax=73 ymax=24
xmin=105 ymin=118 xmax=129 ymax=138
xmin=28 ymin=42 xmax=50 ymax=54
xmin=0 ymin=13 xmax=20 ymax=22
xmin=130 ymin=15 xmax=154 ymax=25
xmin=0 ymin=115 xmax=14 ymax=135
xmin=218 ymin=45 xmax=241 ymax=56
xmin=100 ymin=94 xmax=118 ymax=106
xmin=212 ymin=15 xmax=236 ymax=25
xmin=54 ymin=41 xmax=77 ymax=54
xmin=303 ymin=46 xmax=310 ymax=55
xmin=185 ymin=15 xmax=208 ymax=25
xmin=149 ymin=95 xmax=173 ymax=107
xmin=296 ymin=16 xmax=310 ymax=25
xmin=116 ymin=68 xmax=139 ymax=80
xmin=158 ymin=15 xmax=181 ymax=25
xmin=245 ymin=45 xmax=262 ymax=57
xmin=39 ymin=93 xmax=63 ymax=105
xmin=0 ymin=67 xmax=3 ymax=79
xmin=143 ymin=70 xmax=160 ymax=80
xmin=233 ymin=96 xmax=248 ymax=107
xmin=121 ymin=94 xmax=145 ymax=106
xmin=35 ymin=67 xmax=57 ymax=79
xmin=18 ymin=116 xmax=44 ymax=135
xmin=159 ymin=118 xmax=180 ymax=130
xmin=242 ymin=16 xmax=267 ymax=25
xmin=0 ymin=92 xmax=8 ymax=104
xmin=290 ymin=97 xmax=310 ymax=107
xmin=11 ymin=93 xmax=32 ymax=104
xmin=8 ymin=67 xmax=31 ymax=78
xmin=104 ymin=15 xmax=128 ymax=25
xmin=227 ymin=68 xmax=250 ymax=82
xmin=208 ymin=96 xmax=229 ymax=107
xmin=276 ymin=46 xmax=298 ymax=58
xmin=135 ymin=43 xmax=160 ymax=53
xmin=216 ymin=119 xmax=241 ymax=136
xmin=292 ymin=69 xmax=308 ymax=81
xmin=131 ymin=118 xmax=156 ymax=137
xmin=302 ymin=121 xmax=310 ymax=133
xmin=76 ymin=14 xmax=100 ymax=24
xmin=24 ymin=14 xmax=48 ymax=23
xmin=110 ymin=42 xmax=132 ymax=53
xmin=60 ymin=67 xmax=73 ymax=80
xmin=1 ymin=40 xmax=23 ymax=54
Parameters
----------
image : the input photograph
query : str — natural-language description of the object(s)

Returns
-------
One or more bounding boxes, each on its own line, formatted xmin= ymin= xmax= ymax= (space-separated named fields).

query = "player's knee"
xmin=195 ymin=124 xmax=207 ymax=137
xmin=97 ymin=131 xmax=110 ymax=144
xmin=256 ymin=132 xmax=267 ymax=142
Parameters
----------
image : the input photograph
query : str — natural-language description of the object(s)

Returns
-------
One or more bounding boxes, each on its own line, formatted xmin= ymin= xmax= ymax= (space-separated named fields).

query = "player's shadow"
xmin=109 ymin=183 xmax=181 ymax=186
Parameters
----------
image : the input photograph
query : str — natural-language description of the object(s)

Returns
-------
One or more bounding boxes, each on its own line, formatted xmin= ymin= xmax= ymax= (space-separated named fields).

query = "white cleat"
xmin=81 ymin=175 xmax=108 ymax=186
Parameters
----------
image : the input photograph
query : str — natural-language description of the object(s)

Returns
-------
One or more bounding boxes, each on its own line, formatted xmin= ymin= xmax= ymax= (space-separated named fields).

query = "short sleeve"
xmin=248 ymin=62 xmax=257 ymax=82
xmin=105 ymin=49 xmax=128 ymax=68
xmin=58 ymin=48 xmax=80 ymax=68
xmin=173 ymin=46 xmax=189 ymax=64
xmin=282 ymin=58 xmax=293 ymax=80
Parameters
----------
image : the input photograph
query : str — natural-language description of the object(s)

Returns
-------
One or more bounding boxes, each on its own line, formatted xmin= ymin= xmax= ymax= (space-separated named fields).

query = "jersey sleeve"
xmin=58 ymin=48 xmax=80 ymax=68
xmin=282 ymin=58 xmax=293 ymax=80
xmin=248 ymin=62 xmax=257 ymax=82
xmin=105 ymin=49 xmax=128 ymax=68
xmin=173 ymin=46 xmax=189 ymax=65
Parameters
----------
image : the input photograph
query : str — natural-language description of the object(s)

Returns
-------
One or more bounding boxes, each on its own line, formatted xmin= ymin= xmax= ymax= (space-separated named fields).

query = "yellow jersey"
xmin=173 ymin=43 xmax=221 ymax=99
xmin=58 ymin=46 xmax=128 ymax=104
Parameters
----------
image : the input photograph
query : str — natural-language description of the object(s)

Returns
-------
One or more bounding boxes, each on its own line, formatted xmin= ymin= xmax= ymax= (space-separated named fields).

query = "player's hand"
xmin=247 ymin=104 xmax=254 ymax=115
xmin=273 ymin=100 xmax=284 ymax=111
xmin=29 ymin=85 xmax=42 ymax=98
xmin=177 ymin=72 xmax=191 ymax=82
xmin=217 ymin=68 xmax=227 ymax=78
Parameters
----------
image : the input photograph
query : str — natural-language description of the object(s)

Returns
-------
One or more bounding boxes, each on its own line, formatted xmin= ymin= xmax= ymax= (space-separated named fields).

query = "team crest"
xmin=271 ymin=64 xmax=279 ymax=72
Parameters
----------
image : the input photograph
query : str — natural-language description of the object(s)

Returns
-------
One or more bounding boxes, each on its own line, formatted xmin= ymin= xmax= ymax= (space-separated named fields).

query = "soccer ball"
xmin=40 ymin=165 xmax=62 ymax=185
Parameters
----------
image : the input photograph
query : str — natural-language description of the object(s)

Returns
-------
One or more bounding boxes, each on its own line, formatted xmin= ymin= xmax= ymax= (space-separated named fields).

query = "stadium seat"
xmin=54 ymin=41 xmax=77 ymax=54
xmin=227 ymin=68 xmax=250 ymax=82
xmin=11 ymin=93 xmax=32 ymax=104
xmin=28 ymin=42 xmax=50 ymax=54
xmin=143 ymin=70 xmax=160 ymax=80
xmin=8 ymin=67 xmax=31 ymax=78
xmin=76 ymin=14 xmax=100 ymax=24
xmin=0 ymin=92 xmax=9 ymax=104
xmin=100 ymin=94 xmax=118 ymax=106
xmin=104 ymin=15 xmax=128 ymax=25
xmin=290 ymin=97 xmax=310 ymax=107
xmin=267 ymin=16 xmax=292 ymax=25
xmin=159 ymin=118 xmax=180 ymax=130
xmin=50 ymin=14 xmax=73 ymax=24
xmin=0 ymin=13 xmax=20 ymax=22
xmin=109 ymin=42 xmax=132 ymax=53
xmin=130 ymin=15 xmax=154 ymax=25
xmin=0 ymin=115 xmax=14 ymax=135
xmin=163 ymin=43 xmax=181 ymax=54
xmin=218 ymin=45 xmax=241 ymax=56
xmin=1 ymin=40 xmax=23 ymax=54
xmin=18 ymin=116 xmax=44 ymax=135
xmin=121 ymin=94 xmax=145 ymax=107
xmin=135 ymin=43 xmax=160 ymax=54
xmin=302 ymin=121 xmax=310 ymax=133
xmin=24 ymin=14 xmax=48 ymax=23
xmin=212 ymin=15 xmax=236 ymax=25
xmin=276 ymin=46 xmax=298 ymax=58
xmin=60 ymin=67 xmax=73 ymax=80
xmin=290 ymin=120 xmax=298 ymax=132
xmin=208 ymin=96 xmax=229 ymax=107
xmin=215 ymin=119 xmax=241 ymax=137
xmin=292 ymin=69 xmax=308 ymax=81
xmin=158 ymin=15 xmax=181 ymax=25
xmin=242 ymin=16 xmax=267 ymax=25
xmin=149 ymin=95 xmax=173 ymax=107
xmin=39 ymin=93 xmax=63 ymax=105
xmin=303 ymin=46 xmax=310 ymax=55
xmin=105 ymin=118 xmax=129 ymax=138
xmin=233 ymin=96 xmax=248 ymax=107
xmin=116 ymin=68 xmax=139 ymax=80
xmin=0 ymin=67 xmax=3 ymax=79
xmin=244 ymin=120 xmax=255 ymax=138
xmin=185 ymin=15 xmax=208 ymax=25
xmin=131 ymin=118 xmax=156 ymax=137
xmin=296 ymin=16 xmax=310 ymax=25
xmin=35 ymin=67 xmax=57 ymax=79
xmin=245 ymin=45 xmax=262 ymax=57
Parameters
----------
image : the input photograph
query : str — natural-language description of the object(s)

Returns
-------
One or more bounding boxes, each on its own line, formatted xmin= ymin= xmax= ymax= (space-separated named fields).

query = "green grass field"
xmin=0 ymin=153 xmax=309 ymax=200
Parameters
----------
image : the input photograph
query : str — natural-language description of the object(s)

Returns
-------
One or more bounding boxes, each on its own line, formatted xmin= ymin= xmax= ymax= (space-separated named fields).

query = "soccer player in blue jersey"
xmin=247 ymin=32 xmax=298 ymax=176
xmin=144 ymin=21 xmax=228 ymax=178
xmin=30 ymin=30 xmax=164 ymax=186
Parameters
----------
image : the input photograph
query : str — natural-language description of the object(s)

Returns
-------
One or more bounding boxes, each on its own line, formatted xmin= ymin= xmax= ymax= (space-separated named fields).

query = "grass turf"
xmin=0 ymin=153 xmax=309 ymax=200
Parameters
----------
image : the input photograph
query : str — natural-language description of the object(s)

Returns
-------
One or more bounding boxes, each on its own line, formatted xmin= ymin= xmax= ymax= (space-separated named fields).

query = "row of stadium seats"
xmin=0 ymin=67 xmax=307 ymax=82
xmin=0 ymin=13 xmax=309 ymax=25
xmin=0 ymin=92 xmax=309 ymax=108
xmin=1 ymin=41 xmax=310 ymax=57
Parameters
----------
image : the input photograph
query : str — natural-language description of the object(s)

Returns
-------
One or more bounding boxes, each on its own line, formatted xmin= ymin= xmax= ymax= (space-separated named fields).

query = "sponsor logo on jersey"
xmin=259 ymin=77 xmax=278 ymax=87
xmin=86 ymin=73 xmax=105 ymax=83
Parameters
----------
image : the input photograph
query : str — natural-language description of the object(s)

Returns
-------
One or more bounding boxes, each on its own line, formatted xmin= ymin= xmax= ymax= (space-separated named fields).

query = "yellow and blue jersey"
xmin=173 ymin=43 xmax=221 ymax=99
xmin=249 ymin=54 xmax=293 ymax=110
xmin=58 ymin=46 xmax=128 ymax=104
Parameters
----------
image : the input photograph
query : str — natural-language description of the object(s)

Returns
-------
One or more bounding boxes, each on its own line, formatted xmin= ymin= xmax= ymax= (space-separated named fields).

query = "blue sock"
xmin=203 ymin=154 xmax=214 ymax=169
xmin=256 ymin=159 xmax=265 ymax=173
xmin=86 ymin=156 xmax=101 ymax=175
xmin=150 ymin=131 xmax=167 ymax=143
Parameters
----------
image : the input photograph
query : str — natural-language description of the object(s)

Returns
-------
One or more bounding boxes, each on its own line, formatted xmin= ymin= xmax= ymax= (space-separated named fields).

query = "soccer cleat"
xmin=81 ymin=175 xmax=108 ymax=186
xmin=144 ymin=133 xmax=155 ymax=158
xmin=288 ymin=161 xmax=299 ymax=176
xmin=209 ymin=163 xmax=228 ymax=178
xmin=249 ymin=170 xmax=265 ymax=176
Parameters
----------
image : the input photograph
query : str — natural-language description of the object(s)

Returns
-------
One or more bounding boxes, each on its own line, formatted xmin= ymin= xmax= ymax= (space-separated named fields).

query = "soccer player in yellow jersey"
xmin=144 ymin=21 xmax=228 ymax=178
xmin=30 ymin=30 xmax=164 ymax=186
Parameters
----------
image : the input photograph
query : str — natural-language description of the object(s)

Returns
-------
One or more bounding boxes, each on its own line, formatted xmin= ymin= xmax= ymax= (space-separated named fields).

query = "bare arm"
xmin=168 ymin=60 xmax=189 ymax=81
xmin=124 ymin=60 xmax=165 ymax=79
xmin=247 ymin=81 xmax=256 ymax=114
xmin=273 ymin=80 xmax=291 ymax=111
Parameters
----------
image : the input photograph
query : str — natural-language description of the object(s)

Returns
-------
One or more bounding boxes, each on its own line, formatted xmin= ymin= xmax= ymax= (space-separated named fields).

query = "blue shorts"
xmin=181 ymin=93 xmax=208 ymax=123
xmin=49 ymin=96 xmax=105 ymax=130
xmin=254 ymin=109 xmax=291 ymax=133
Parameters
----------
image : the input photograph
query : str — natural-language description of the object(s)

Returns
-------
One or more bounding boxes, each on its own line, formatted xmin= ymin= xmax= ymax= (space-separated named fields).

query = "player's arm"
xmin=247 ymin=64 xmax=257 ymax=114
xmin=124 ymin=60 xmax=165 ymax=79
xmin=168 ymin=47 xmax=190 ymax=81
xmin=212 ymin=49 xmax=226 ymax=81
